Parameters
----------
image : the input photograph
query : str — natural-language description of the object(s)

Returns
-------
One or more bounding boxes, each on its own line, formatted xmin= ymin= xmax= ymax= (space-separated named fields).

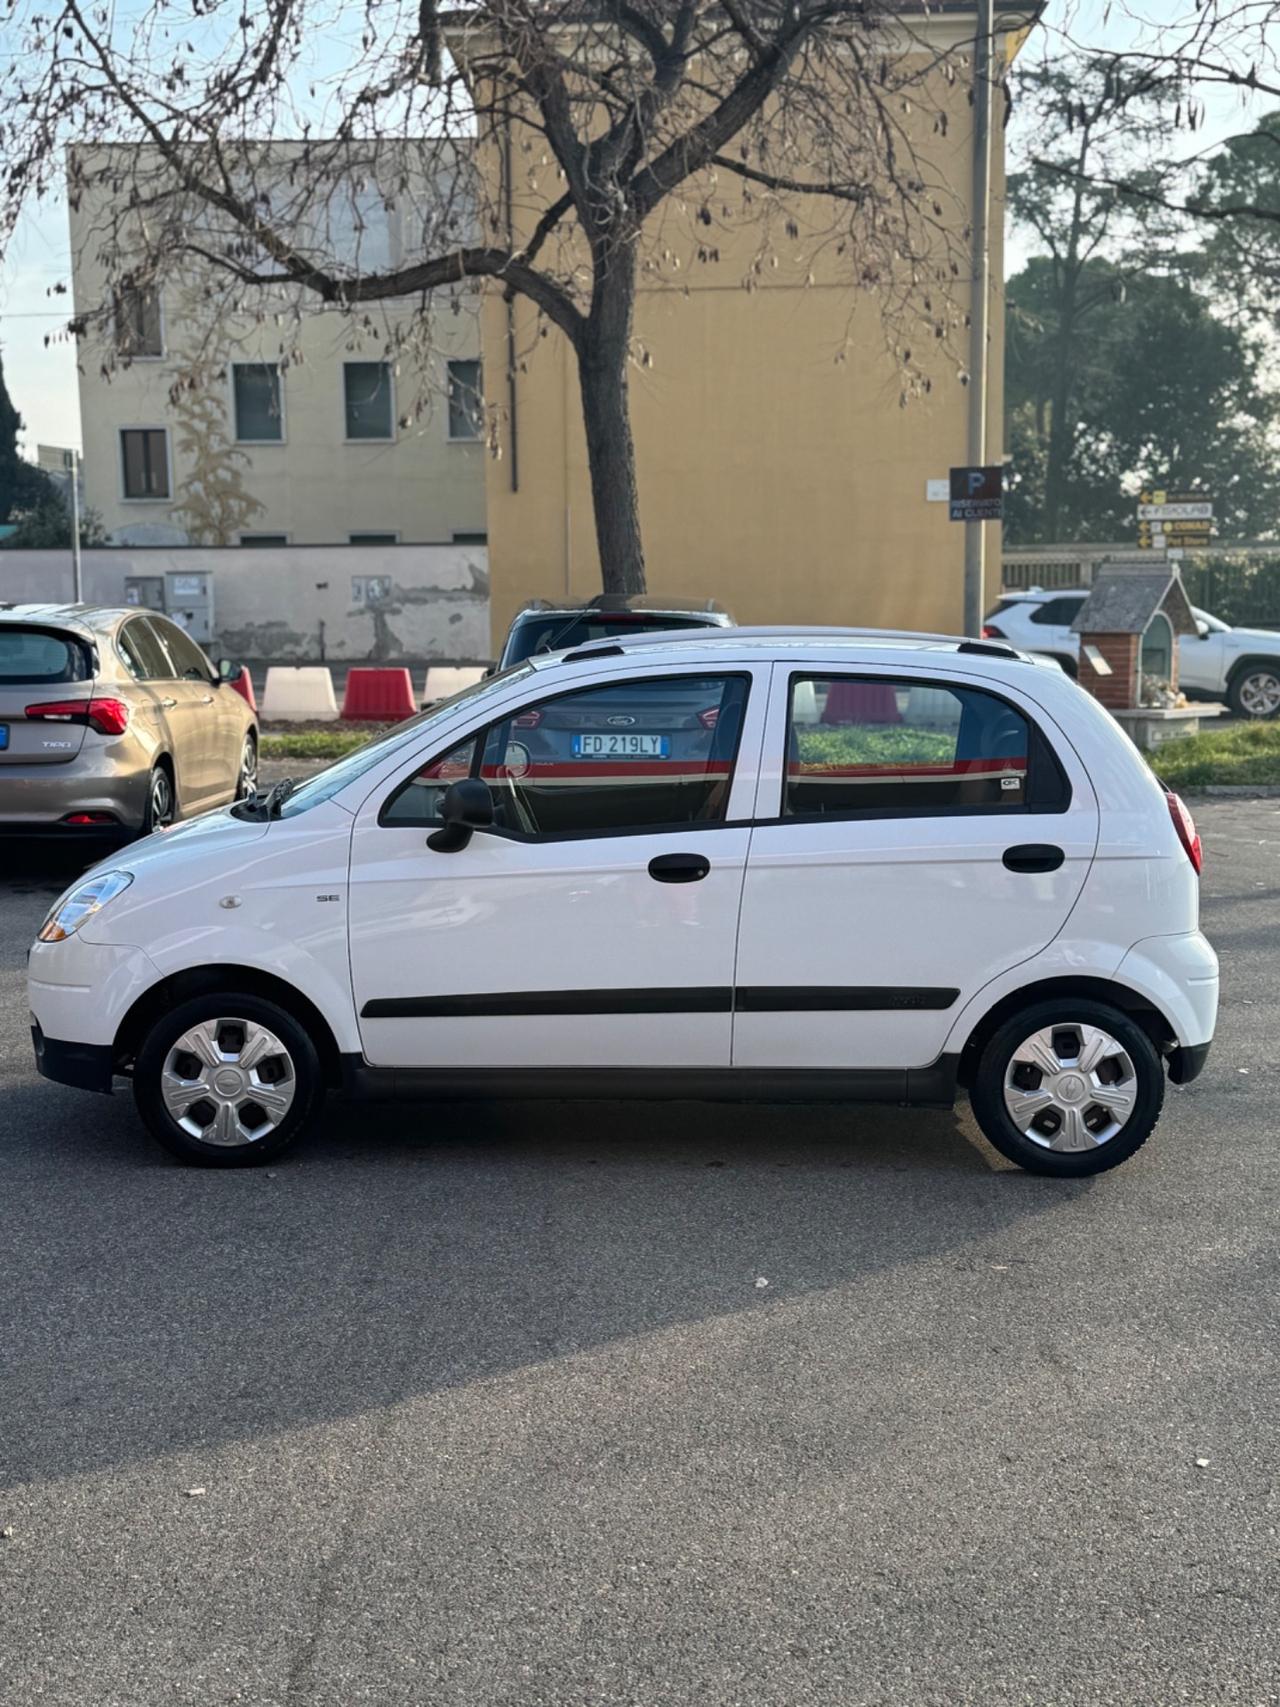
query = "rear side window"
xmin=1030 ymin=596 xmax=1087 ymax=627
xmin=118 ymin=618 xmax=172 ymax=681
xmin=785 ymin=676 xmax=1063 ymax=815
xmin=0 ymin=629 xmax=91 ymax=685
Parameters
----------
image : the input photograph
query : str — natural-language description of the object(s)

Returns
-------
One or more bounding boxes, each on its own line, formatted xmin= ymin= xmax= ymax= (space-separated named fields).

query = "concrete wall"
xmin=0 ymin=544 xmax=491 ymax=663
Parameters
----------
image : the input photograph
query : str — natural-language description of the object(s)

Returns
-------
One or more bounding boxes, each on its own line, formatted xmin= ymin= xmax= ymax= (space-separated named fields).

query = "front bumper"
xmin=1168 ymin=1042 xmax=1211 ymax=1085
xmin=31 ymin=1023 xmax=116 ymax=1094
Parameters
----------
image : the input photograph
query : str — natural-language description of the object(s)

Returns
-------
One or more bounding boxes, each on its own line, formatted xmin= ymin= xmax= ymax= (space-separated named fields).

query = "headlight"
xmin=38 ymin=871 xmax=134 ymax=943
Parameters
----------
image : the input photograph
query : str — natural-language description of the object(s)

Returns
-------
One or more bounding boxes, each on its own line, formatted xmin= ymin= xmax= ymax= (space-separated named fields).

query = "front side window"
xmin=152 ymin=618 xmax=213 ymax=681
xmin=120 ymin=429 xmax=169 ymax=499
xmin=383 ymin=674 xmax=750 ymax=836
xmin=786 ymin=677 xmax=1035 ymax=815
xmin=114 ymin=284 xmax=162 ymax=357
xmin=344 ymin=362 xmax=394 ymax=440
xmin=446 ymin=358 xmax=484 ymax=440
xmin=232 ymin=363 xmax=284 ymax=442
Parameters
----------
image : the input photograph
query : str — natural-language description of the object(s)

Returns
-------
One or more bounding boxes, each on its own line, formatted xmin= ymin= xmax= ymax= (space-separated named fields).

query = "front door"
xmin=348 ymin=664 xmax=767 ymax=1070
xmin=733 ymin=667 xmax=1100 ymax=1071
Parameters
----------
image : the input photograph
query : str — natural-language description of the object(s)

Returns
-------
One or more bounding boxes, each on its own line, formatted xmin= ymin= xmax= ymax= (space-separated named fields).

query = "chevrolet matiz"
xmin=29 ymin=629 xmax=1218 ymax=1177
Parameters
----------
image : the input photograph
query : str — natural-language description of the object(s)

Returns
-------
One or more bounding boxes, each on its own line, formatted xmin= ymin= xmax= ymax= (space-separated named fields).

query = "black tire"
xmin=235 ymin=730 xmax=259 ymax=800
xmin=1226 ymin=662 xmax=1280 ymax=720
xmin=141 ymin=761 xmax=176 ymax=834
xmin=133 ymin=992 xmax=325 ymax=1167
xmin=968 ymin=999 xmax=1165 ymax=1178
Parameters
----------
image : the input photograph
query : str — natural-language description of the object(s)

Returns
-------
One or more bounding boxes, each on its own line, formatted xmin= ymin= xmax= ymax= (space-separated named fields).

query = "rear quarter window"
xmin=0 ymin=629 xmax=91 ymax=685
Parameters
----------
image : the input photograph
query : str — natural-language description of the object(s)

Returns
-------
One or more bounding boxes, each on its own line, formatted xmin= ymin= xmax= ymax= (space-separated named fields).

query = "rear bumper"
xmin=0 ymin=754 xmax=149 ymax=830
xmin=31 ymin=1023 xmax=116 ymax=1094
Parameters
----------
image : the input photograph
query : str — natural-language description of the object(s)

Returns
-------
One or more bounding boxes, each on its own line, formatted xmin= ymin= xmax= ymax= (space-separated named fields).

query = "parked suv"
xmin=0 ymin=604 xmax=258 ymax=836
xmin=31 ymin=628 xmax=1216 ymax=1177
xmin=986 ymin=587 xmax=1280 ymax=717
xmin=496 ymin=594 xmax=733 ymax=669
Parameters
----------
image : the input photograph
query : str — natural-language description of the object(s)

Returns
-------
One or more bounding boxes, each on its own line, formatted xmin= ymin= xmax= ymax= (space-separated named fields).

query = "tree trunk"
xmin=576 ymin=245 xmax=646 ymax=597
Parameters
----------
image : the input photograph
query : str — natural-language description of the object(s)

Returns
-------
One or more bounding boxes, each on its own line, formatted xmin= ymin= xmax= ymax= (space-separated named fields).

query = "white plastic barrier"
xmin=422 ymin=665 xmax=487 ymax=705
xmin=261 ymin=666 xmax=339 ymax=722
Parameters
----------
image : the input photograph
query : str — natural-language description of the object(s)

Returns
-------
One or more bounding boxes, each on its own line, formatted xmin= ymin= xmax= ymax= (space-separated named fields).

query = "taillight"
xmin=512 ymin=708 xmax=543 ymax=729
xmin=698 ymin=706 xmax=720 ymax=730
xmin=25 ymin=698 xmax=130 ymax=736
xmin=982 ymin=624 xmax=1005 ymax=639
xmin=1166 ymin=790 xmax=1203 ymax=875
xmin=62 ymin=811 xmax=119 ymax=827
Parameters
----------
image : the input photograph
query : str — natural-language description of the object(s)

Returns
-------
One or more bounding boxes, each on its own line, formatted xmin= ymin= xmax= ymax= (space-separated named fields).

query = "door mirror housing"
xmin=216 ymin=658 xmax=240 ymax=681
xmin=427 ymin=777 xmax=495 ymax=853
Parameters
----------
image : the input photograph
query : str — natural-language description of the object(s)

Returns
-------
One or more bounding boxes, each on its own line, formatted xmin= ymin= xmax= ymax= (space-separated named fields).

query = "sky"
xmin=0 ymin=0 xmax=1270 ymax=457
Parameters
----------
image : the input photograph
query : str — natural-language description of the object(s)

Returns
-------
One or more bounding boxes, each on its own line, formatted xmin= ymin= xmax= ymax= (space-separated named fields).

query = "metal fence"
xmin=1002 ymin=544 xmax=1280 ymax=630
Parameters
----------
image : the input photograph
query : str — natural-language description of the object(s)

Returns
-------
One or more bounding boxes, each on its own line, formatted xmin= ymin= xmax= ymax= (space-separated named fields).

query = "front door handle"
xmin=649 ymin=852 xmax=711 ymax=884
xmin=159 ymin=696 xmax=177 ymax=709
xmin=1003 ymin=843 xmax=1065 ymax=874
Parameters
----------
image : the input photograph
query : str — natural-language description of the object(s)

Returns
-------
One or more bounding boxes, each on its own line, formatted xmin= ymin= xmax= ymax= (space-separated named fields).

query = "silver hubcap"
xmin=151 ymin=771 xmax=173 ymax=827
xmin=1238 ymin=671 xmax=1280 ymax=717
xmin=1003 ymin=1023 xmax=1139 ymax=1152
xmin=241 ymin=737 xmax=258 ymax=794
xmin=161 ymin=1018 xmax=296 ymax=1146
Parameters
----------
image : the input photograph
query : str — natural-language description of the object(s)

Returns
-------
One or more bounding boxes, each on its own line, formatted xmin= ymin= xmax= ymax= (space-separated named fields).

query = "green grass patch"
xmin=1147 ymin=719 xmax=1280 ymax=788
xmin=260 ymin=729 xmax=376 ymax=761
xmin=795 ymin=726 xmax=956 ymax=767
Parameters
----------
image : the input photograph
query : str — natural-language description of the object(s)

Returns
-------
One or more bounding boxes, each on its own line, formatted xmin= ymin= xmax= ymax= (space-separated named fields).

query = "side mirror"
xmin=427 ymin=778 xmax=494 ymax=853
xmin=216 ymin=658 xmax=239 ymax=681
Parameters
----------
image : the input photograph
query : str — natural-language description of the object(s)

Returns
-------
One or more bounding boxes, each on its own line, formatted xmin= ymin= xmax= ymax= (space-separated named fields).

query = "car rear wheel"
xmin=236 ymin=731 xmax=259 ymax=800
xmin=133 ymin=993 xmax=324 ymax=1166
xmin=969 ymin=999 xmax=1165 ymax=1177
xmin=142 ymin=763 xmax=175 ymax=834
xmin=1227 ymin=664 xmax=1280 ymax=720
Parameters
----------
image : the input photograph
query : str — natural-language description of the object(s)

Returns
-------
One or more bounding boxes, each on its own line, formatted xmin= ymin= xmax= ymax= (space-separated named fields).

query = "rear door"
xmin=733 ymin=666 xmax=1099 ymax=1071
xmin=0 ymin=625 xmax=94 ymax=768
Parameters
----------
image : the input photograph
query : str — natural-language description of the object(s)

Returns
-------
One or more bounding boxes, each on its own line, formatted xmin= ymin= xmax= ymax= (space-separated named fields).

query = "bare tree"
xmin=1 ymin=0 xmax=1010 ymax=593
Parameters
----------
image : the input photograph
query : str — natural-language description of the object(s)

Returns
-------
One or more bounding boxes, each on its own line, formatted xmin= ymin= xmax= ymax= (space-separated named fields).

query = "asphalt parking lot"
xmin=1 ymin=801 xmax=1277 ymax=1707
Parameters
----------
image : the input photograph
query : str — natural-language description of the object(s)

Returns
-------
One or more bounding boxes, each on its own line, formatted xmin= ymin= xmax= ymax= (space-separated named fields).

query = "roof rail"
xmin=562 ymin=625 xmax=1026 ymax=656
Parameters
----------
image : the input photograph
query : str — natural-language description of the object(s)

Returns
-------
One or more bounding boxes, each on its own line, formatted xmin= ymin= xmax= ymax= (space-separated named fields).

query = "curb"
xmin=1184 ymin=785 xmax=1280 ymax=799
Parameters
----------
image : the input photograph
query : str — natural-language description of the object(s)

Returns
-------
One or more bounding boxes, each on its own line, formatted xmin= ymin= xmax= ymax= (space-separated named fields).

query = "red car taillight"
xmin=1166 ymin=790 xmax=1203 ymax=875
xmin=982 ymin=624 xmax=1005 ymax=639
xmin=512 ymin=708 xmax=543 ymax=729
xmin=25 ymin=698 xmax=131 ymax=736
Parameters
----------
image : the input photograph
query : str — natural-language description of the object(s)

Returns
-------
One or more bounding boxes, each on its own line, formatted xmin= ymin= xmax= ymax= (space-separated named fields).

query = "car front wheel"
xmin=968 ymin=1000 xmax=1165 ymax=1177
xmin=236 ymin=731 xmax=259 ymax=800
xmin=1227 ymin=664 xmax=1280 ymax=719
xmin=133 ymin=993 xmax=324 ymax=1166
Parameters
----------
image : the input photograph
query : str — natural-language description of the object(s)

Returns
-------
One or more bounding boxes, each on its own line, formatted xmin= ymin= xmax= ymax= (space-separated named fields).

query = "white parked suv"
xmin=30 ymin=628 xmax=1217 ymax=1178
xmin=986 ymin=587 xmax=1280 ymax=718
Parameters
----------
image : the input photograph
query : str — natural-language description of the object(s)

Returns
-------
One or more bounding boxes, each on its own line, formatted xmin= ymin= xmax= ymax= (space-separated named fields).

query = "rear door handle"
xmin=649 ymin=852 xmax=711 ymax=883
xmin=1003 ymin=843 xmax=1065 ymax=874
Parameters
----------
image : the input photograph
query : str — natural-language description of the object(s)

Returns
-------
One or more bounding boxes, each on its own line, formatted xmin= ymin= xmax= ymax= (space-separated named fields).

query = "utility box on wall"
xmin=124 ymin=575 xmax=165 ymax=613
xmin=164 ymin=571 xmax=215 ymax=645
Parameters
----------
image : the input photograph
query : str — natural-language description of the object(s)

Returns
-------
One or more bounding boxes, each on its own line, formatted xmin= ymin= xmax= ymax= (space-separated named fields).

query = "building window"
xmin=114 ymin=285 xmax=163 ymax=358
xmin=232 ymin=364 xmax=284 ymax=442
xmin=344 ymin=362 xmax=394 ymax=441
xmin=452 ymin=531 xmax=488 ymax=546
xmin=349 ymin=532 xmax=399 ymax=545
xmin=120 ymin=429 xmax=170 ymax=499
xmin=446 ymin=359 xmax=483 ymax=441
xmin=239 ymin=534 xmax=289 ymax=546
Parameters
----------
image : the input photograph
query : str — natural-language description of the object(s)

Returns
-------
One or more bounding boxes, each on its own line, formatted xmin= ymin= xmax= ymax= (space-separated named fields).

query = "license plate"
xmin=571 ymin=733 xmax=669 ymax=758
xmin=0 ymin=726 xmax=8 ymax=750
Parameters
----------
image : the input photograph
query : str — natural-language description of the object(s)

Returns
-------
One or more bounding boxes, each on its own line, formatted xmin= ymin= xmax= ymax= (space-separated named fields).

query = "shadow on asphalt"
xmin=0 ymin=1073 xmax=1082 ymax=1490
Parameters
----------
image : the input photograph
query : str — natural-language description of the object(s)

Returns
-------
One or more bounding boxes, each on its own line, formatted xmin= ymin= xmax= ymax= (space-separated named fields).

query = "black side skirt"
xmin=339 ymin=1057 xmax=961 ymax=1109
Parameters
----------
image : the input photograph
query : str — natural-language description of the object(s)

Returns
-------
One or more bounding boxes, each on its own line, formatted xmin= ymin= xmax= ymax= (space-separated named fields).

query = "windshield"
xmin=504 ymin=612 xmax=717 ymax=665
xmin=277 ymin=663 xmax=534 ymax=817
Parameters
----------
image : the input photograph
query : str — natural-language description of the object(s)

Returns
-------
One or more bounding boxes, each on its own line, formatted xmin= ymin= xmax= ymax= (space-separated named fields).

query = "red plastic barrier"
xmin=229 ymin=667 xmax=257 ymax=713
xmin=341 ymin=667 xmax=417 ymax=722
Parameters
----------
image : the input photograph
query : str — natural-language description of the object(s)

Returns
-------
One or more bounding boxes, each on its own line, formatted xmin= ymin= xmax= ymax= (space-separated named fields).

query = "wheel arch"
xmin=113 ymin=964 xmax=344 ymax=1088
xmin=955 ymin=976 xmax=1176 ymax=1089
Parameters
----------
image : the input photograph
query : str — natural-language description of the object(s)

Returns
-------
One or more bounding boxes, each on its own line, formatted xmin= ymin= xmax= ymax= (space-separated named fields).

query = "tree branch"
xmin=710 ymin=154 xmax=870 ymax=203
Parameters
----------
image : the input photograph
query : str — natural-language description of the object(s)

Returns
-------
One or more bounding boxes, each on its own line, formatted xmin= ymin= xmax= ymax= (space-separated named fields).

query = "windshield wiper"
xmin=231 ymin=776 xmax=295 ymax=822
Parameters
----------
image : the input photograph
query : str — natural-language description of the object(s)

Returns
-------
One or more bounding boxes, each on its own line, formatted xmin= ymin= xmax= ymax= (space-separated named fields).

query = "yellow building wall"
xmin=480 ymin=35 xmax=1008 ymax=648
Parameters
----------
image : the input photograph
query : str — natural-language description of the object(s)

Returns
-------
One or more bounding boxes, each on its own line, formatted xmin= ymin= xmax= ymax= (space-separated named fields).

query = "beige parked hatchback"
xmin=0 ymin=604 xmax=258 ymax=838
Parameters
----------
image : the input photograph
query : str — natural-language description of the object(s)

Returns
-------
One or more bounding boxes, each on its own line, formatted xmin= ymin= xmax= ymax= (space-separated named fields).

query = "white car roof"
xmin=526 ymin=625 xmax=1044 ymax=673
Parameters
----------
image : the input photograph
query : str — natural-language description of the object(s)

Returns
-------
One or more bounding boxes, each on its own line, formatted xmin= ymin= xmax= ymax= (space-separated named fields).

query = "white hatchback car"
xmin=30 ymin=630 xmax=1217 ymax=1177
xmin=986 ymin=588 xmax=1280 ymax=718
